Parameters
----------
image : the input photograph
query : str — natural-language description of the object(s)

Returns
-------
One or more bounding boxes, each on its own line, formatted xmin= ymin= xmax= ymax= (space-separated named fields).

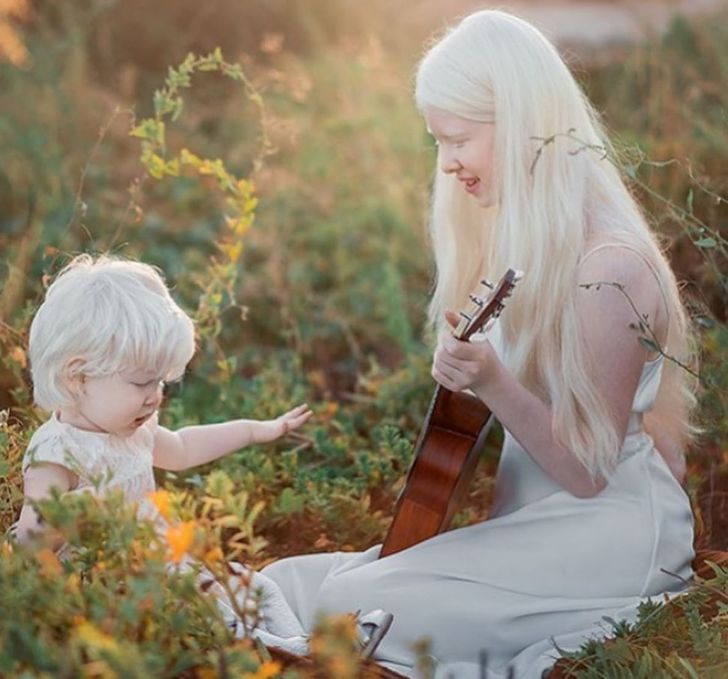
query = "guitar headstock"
xmin=452 ymin=268 xmax=523 ymax=341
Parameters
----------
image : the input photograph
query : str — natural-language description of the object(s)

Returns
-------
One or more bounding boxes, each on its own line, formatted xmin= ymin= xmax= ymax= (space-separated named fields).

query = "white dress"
xmin=262 ymin=326 xmax=695 ymax=678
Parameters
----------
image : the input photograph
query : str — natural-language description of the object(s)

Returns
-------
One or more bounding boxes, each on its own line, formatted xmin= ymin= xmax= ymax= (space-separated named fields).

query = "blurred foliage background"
xmin=0 ymin=0 xmax=727 ymax=676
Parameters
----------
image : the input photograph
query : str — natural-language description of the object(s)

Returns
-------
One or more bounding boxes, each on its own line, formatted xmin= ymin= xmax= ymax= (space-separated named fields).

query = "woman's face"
xmin=424 ymin=106 xmax=497 ymax=208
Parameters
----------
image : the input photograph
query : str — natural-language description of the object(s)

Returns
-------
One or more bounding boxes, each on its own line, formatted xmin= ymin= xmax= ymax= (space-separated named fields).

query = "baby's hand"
xmin=257 ymin=404 xmax=313 ymax=443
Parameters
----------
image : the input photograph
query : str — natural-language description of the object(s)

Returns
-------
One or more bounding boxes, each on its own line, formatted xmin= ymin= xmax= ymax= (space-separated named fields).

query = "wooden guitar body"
xmin=380 ymin=387 xmax=494 ymax=557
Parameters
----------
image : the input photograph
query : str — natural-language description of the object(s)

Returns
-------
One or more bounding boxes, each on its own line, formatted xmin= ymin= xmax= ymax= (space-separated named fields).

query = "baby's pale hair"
xmin=29 ymin=254 xmax=196 ymax=411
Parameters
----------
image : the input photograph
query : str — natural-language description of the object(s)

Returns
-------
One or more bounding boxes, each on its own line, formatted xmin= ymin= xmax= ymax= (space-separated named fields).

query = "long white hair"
xmin=415 ymin=10 xmax=698 ymax=479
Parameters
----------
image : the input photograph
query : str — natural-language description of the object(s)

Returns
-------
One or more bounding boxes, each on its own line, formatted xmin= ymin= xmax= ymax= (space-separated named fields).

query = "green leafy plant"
xmin=129 ymin=48 xmax=271 ymax=382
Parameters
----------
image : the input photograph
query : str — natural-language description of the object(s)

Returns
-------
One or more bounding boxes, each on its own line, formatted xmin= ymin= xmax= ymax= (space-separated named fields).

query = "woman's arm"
xmin=645 ymin=411 xmax=687 ymax=483
xmin=431 ymin=248 xmax=666 ymax=497
xmin=152 ymin=404 xmax=312 ymax=471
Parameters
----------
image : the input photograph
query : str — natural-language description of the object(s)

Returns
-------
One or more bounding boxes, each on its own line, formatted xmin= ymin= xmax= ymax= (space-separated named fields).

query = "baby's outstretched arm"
xmin=152 ymin=404 xmax=312 ymax=471
xmin=16 ymin=463 xmax=75 ymax=547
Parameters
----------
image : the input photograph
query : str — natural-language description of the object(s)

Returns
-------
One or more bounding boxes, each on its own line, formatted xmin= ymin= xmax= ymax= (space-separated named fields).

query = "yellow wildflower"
xmin=66 ymin=573 xmax=80 ymax=594
xmin=244 ymin=660 xmax=281 ymax=679
xmin=180 ymin=148 xmax=202 ymax=167
xmin=36 ymin=548 xmax=62 ymax=577
xmin=76 ymin=621 xmax=119 ymax=652
xmin=166 ymin=521 xmax=196 ymax=563
xmin=196 ymin=669 xmax=218 ymax=679
xmin=148 ymin=489 xmax=172 ymax=521
xmin=204 ymin=546 xmax=224 ymax=564
xmin=222 ymin=240 xmax=243 ymax=263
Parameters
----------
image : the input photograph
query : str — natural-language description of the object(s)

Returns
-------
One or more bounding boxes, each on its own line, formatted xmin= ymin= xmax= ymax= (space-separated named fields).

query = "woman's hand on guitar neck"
xmin=431 ymin=310 xmax=504 ymax=393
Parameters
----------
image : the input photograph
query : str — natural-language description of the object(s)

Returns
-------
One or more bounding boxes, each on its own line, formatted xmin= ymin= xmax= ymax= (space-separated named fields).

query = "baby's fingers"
xmin=282 ymin=404 xmax=313 ymax=431
xmin=285 ymin=403 xmax=311 ymax=417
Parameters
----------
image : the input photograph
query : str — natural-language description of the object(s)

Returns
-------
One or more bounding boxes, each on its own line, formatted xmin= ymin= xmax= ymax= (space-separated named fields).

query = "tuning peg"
xmin=468 ymin=294 xmax=484 ymax=306
xmin=480 ymin=278 xmax=494 ymax=289
xmin=459 ymin=311 xmax=473 ymax=322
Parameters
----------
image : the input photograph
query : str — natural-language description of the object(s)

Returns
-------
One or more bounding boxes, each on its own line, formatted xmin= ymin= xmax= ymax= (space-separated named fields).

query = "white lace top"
xmin=22 ymin=411 xmax=159 ymax=519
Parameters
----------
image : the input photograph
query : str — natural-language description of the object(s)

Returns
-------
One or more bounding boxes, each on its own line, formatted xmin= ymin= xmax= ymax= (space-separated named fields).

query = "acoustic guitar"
xmin=380 ymin=269 xmax=522 ymax=558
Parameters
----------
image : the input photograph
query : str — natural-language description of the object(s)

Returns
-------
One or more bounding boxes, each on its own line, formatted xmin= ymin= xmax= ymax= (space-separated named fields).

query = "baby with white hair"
xmin=13 ymin=253 xmax=320 ymax=652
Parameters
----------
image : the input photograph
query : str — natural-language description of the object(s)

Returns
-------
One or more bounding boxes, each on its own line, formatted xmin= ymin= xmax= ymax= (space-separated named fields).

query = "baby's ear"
xmin=64 ymin=357 xmax=88 ymax=393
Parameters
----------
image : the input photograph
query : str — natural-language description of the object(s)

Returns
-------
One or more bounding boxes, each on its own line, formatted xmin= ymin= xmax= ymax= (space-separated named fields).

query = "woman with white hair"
xmin=262 ymin=9 xmax=697 ymax=678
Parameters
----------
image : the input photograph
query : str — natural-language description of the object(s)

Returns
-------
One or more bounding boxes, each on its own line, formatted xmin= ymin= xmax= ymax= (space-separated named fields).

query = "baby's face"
xmin=69 ymin=370 xmax=164 ymax=437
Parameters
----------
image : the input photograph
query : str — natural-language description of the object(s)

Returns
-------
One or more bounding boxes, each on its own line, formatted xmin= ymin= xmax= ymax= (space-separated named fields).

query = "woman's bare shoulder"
xmin=577 ymin=236 xmax=668 ymax=351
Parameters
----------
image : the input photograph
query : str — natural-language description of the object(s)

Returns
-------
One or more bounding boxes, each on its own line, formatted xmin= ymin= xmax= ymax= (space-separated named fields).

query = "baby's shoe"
xmin=242 ymin=625 xmax=310 ymax=656
xmin=230 ymin=605 xmax=393 ymax=662
xmin=356 ymin=609 xmax=394 ymax=660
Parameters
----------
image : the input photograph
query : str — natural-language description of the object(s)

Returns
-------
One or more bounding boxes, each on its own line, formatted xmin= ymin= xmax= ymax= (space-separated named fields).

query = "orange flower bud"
xmin=166 ymin=521 xmax=196 ymax=563
xmin=148 ymin=489 xmax=172 ymax=521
